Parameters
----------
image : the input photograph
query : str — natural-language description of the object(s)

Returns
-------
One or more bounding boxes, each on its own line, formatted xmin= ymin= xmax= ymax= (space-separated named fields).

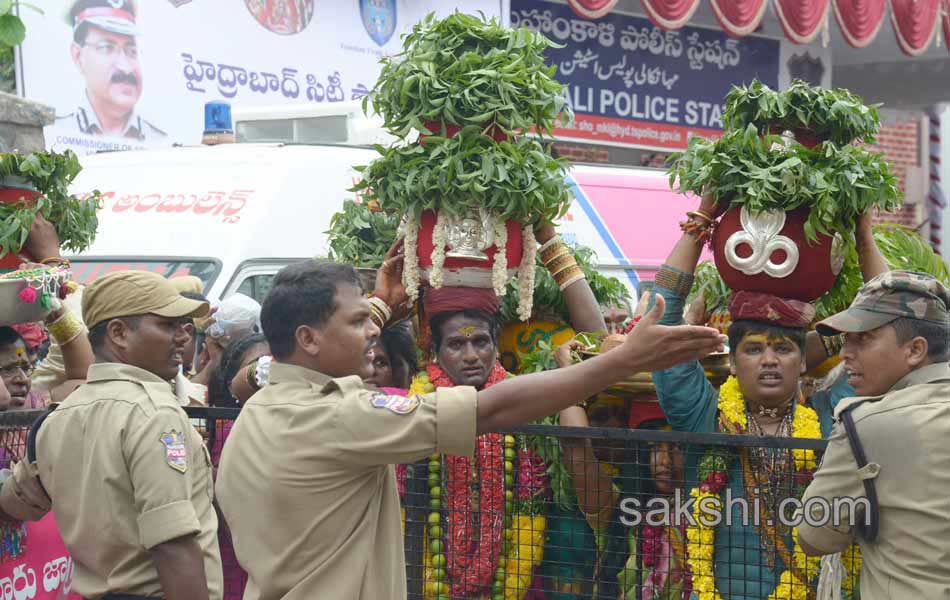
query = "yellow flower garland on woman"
xmin=685 ymin=376 xmax=859 ymax=600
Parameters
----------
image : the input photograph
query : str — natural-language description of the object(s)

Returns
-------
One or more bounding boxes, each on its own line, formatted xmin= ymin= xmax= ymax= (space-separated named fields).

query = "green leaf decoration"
xmin=351 ymin=133 xmax=573 ymax=225
xmin=0 ymin=150 xmax=101 ymax=256
xmin=723 ymin=80 xmax=882 ymax=146
xmin=325 ymin=199 xmax=401 ymax=268
xmin=668 ymin=123 xmax=901 ymax=244
xmin=367 ymin=11 xmax=572 ymax=139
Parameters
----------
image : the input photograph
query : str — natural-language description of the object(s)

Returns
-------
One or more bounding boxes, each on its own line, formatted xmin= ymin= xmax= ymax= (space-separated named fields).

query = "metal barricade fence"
xmin=0 ymin=408 xmax=861 ymax=600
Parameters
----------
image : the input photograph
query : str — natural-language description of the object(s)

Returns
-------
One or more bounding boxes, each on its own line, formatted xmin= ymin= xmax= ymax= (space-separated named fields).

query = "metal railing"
xmin=0 ymin=408 xmax=858 ymax=600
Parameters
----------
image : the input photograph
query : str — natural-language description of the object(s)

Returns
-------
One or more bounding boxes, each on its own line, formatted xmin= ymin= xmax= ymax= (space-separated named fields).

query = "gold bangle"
xmin=546 ymin=253 xmax=578 ymax=276
xmin=541 ymin=245 xmax=571 ymax=266
xmin=686 ymin=210 xmax=714 ymax=224
xmin=558 ymin=270 xmax=586 ymax=292
xmin=47 ymin=310 xmax=85 ymax=346
xmin=539 ymin=237 xmax=569 ymax=262
xmin=40 ymin=257 xmax=70 ymax=268
xmin=246 ymin=362 xmax=260 ymax=391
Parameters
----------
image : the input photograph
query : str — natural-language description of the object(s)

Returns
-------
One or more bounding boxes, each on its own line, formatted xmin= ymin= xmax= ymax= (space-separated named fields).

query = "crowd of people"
xmin=0 ymin=193 xmax=943 ymax=600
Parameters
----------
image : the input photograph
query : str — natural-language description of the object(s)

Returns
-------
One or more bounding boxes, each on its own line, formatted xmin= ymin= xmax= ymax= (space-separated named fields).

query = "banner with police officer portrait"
xmin=17 ymin=0 xmax=507 ymax=155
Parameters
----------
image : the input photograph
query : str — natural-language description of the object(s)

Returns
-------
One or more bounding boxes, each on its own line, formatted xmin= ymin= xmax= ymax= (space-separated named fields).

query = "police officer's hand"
xmin=374 ymin=238 xmax=410 ymax=320
xmin=22 ymin=214 xmax=61 ymax=263
xmin=0 ymin=460 xmax=51 ymax=522
xmin=620 ymin=294 xmax=726 ymax=373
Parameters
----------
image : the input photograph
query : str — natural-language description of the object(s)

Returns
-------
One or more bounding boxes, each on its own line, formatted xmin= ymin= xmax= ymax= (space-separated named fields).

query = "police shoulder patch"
xmin=160 ymin=430 xmax=188 ymax=474
xmin=369 ymin=393 xmax=420 ymax=415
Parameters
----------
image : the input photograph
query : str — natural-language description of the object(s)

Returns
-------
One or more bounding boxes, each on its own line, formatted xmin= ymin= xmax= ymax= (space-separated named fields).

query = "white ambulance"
xmin=66 ymin=103 xmax=703 ymax=303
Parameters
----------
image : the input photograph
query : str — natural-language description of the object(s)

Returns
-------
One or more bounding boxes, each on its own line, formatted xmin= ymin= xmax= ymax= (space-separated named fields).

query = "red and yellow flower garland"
xmin=412 ymin=364 xmax=547 ymax=600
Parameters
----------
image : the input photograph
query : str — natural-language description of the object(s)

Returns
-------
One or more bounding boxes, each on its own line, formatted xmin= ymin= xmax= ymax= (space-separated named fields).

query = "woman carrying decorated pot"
xmin=546 ymin=335 xmax=694 ymax=600
xmin=646 ymin=189 xmax=889 ymax=600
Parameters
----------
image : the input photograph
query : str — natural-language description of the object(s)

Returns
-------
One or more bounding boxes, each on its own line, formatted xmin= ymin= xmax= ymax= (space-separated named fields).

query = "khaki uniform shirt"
xmin=799 ymin=362 xmax=950 ymax=599
xmin=215 ymin=362 xmax=477 ymax=600
xmin=29 ymin=363 xmax=223 ymax=598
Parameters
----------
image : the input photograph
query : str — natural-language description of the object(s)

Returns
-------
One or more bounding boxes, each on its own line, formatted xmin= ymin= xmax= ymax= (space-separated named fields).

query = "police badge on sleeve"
xmin=160 ymin=431 xmax=188 ymax=473
xmin=369 ymin=392 xmax=419 ymax=415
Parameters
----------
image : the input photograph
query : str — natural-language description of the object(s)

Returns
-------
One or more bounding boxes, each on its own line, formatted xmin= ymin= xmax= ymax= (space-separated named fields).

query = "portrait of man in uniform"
xmin=57 ymin=0 xmax=166 ymax=140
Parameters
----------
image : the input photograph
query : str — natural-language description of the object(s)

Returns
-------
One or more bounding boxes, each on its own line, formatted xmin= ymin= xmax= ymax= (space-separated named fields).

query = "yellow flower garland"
xmin=686 ymin=376 xmax=823 ymax=600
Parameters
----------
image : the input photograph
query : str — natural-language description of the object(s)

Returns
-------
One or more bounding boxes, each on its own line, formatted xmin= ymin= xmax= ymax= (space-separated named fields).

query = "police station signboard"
xmin=510 ymin=0 xmax=781 ymax=150
xmin=17 ymin=0 xmax=506 ymax=156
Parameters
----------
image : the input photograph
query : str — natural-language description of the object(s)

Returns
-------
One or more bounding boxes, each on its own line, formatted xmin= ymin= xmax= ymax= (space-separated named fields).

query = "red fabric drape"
xmin=640 ymin=0 xmax=701 ymax=30
xmin=833 ymin=0 xmax=887 ymax=46
xmin=774 ymin=0 xmax=832 ymax=43
xmin=890 ymin=0 xmax=941 ymax=55
xmin=567 ymin=0 xmax=621 ymax=19
xmin=710 ymin=0 xmax=770 ymax=36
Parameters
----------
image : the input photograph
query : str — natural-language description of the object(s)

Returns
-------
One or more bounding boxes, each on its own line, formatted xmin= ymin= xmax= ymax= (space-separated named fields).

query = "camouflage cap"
xmin=816 ymin=270 xmax=950 ymax=336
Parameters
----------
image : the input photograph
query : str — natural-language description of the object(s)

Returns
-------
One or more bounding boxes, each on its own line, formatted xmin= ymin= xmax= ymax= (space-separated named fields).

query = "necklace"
xmin=745 ymin=408 xmax=793 ymax=569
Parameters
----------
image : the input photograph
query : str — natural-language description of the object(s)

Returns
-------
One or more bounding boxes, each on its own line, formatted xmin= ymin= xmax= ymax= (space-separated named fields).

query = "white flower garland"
xmin=516 ymin=224 xmax=536 ymax=321
xmin=402 ymin=218 xmax=420 ymax=302
xmin=430 ymin=211 xmax=447 ymax=289
xmin=492 ymin=217 xmax=509 ymax=298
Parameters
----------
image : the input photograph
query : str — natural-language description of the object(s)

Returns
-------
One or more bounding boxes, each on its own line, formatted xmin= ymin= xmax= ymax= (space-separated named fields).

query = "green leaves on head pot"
xmin=325 ymin=199 xmax=402 ymax=269
xmin=351 ymin=134 xmax=573 ymax=225
xmin=0 ymin=150 xmax=100 ymax=256
xmin=667 ymin=124 xmax=901 ymax=245
xmin=366 ymin=11 xmax=572 ymax=139
xmin=723 ymin=80 xmax=882 ymax=146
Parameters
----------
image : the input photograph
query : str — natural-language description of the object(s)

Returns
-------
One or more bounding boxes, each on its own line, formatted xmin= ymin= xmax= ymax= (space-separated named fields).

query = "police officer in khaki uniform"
xmin=799 ymin=270 xmax=950 ymax=599
xmin=215 ymin=257 xmax=726 ymax=600
xmin=0 ymin=271 xmax=223 ymax=600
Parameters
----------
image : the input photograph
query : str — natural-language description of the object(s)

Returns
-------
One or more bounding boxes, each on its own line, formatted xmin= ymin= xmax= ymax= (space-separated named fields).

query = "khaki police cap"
xmin=817 ymin=270 xmax=950 ymax=335
xmin=82 ymin=270 xmax=210 ymax=329
xmin=169 ymin=276 xmax=204 ymax=296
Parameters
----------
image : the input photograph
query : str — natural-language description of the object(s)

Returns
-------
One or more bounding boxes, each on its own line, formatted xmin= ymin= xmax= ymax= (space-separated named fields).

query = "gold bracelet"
xmin=541 ymin=245 xmax=571 ymax=268
xmin=246 ymin=362 xmax=260 ymax=391
xmin=686 ymin=210 xmax=714 ymax=224
xmin=368 ymin=296 xmax=392 ymax=329
xmin=47 ymin=310 xmax=85 ymax=346
xmin=540 ymin=237 xmax=570 ymax=263
xmin=557 ymin=269 xmax=586 ymax=291
xmin=546 ymin=253 xmax=578 ymax=276
xmin=654 ymin=266 xmax=695 ymax=298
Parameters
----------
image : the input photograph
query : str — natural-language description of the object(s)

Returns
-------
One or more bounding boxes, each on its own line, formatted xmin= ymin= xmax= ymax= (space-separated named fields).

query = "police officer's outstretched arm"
xmin=475 ymin=295 xmax=725 ymax=434
xmin=333 ymin=296 xmax=724 ymax=466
